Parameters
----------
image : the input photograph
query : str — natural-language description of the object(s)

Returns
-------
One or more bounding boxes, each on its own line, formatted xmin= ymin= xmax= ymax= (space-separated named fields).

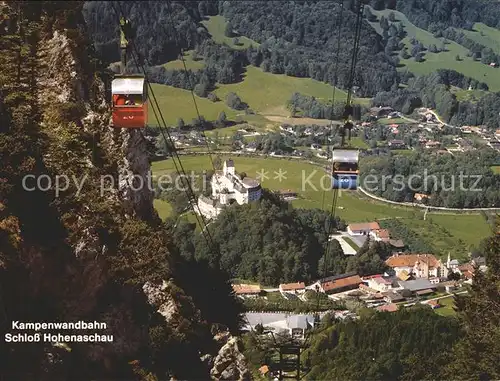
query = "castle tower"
xmin=223 ymin=159 xmax=235 ymax=176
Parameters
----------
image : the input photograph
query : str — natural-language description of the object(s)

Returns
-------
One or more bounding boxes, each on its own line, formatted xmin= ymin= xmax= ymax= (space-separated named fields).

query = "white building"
xmin=367 ymin=276 xmax=393 ymax=292
xmin=197 ymin=159 xmax=262 ymax=219
xmin=244 ymin=313 xmax=315 ymax=339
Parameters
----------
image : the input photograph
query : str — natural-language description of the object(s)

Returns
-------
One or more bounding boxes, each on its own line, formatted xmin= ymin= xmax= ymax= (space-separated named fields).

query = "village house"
xmin=244 ymin=312 xmax=315 ymax=339
xmin=397 ymin=278 xmax=436 ymax=297
xmin=446 ymin=253 xmax=460 ymax=271
xmin=366 ymin=276 xmax=394 ymax=292
xmin=279 ymin=282 xmax=306 ymax=296
xmin=370 ymin=228 xmax=391 ymax=242
xmin=386 ymin=253 xmax=448 ymax=280
xmin=440 ymin=280 xmax=459 ymax=293
xmin=384 ymin=291 xmax=405 ymax=303
xmin=388 ymin=239 xmax=406 ymax=251
xmin=457 ymin=263 xmax=475 ymax=281
xmin=232 ymin=284 xmax=262 ymax=297
xmin=370 ymin=106 xmax=393 ymax=118
xmin=347 ymin=222 xmax=380 ymax=236
xmin=472 ymin=256 xmax=486 ymax=267
xmin=244 ymin=142 xmax=258 ymax=152
xmin=424 ymin=141 xmax=441 ymax=149
xmin=313 ymin=273 xmax=363 ymax=295
xmin=277 ymin=189 xmax=298 ymax=200
xmin=377 ymin=303 xmax=398 ymax=312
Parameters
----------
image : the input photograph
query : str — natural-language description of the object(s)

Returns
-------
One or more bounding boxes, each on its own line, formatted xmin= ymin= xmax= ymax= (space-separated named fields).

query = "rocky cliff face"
xmin=211 ymin=335 xmax=252 ymax=381
xmin=118 ymin=129 xmax=155 ymax=220
xmin=36 ymin=24 xmax=154 ymax=223
xmin=0 ymin=2 xmax=248 ymax=379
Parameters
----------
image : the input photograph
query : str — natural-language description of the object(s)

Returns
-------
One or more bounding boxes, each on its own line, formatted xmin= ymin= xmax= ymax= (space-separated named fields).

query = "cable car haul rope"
xmin=317 ymin=0 xmax=366 ymax=315
xmin=108 ymin=1 xmax=366 ymax=321
xmin=109 ymin=1 xmax=219 ymax=253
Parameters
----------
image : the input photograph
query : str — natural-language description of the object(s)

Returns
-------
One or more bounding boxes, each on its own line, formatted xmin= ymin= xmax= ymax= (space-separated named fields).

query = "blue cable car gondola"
xmin=331 ymin=149 xmax=359 ymax=190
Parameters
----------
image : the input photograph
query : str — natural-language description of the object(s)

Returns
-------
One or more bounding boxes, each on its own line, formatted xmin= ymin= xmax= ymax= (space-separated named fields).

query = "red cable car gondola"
xmin=111 ymin=75 xmax=148 ymax=128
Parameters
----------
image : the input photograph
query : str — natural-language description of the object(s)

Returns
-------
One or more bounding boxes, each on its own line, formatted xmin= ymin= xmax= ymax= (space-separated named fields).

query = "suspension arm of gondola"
xmin=341 ymin=0 xmax=365 ymax=147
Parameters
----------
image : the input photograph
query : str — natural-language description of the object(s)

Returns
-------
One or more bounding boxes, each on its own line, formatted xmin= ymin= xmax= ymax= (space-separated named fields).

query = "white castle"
xmin=197 ymin=159 xmax=262 ymax=218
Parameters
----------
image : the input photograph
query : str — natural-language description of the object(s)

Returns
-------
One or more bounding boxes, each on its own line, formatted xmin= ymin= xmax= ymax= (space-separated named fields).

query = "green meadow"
xmin=149 ymin=83 xmax=237 ymax=126
xmin=152 ymin=155 xmax=492 ymax=254
xmin=450 ymin=86 xmax=490 ymax=102
xmin=150 ymin=65 xmax=369 ymax=126
xmin=213 ymin=66 xmax=349 ymax=115
xmin=434 ymin=295 xmax=457 ymax=317
xmin=202 ymin=15 xmax=260 ymax=50
xmin=462 ymin=23 xmax=500 ymax=55
xmin=163 ymin=50 xmax=205 ymax=71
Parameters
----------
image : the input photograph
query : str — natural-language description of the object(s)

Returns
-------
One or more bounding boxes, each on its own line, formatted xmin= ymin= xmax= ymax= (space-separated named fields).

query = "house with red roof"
xmin=347 ymin=222 xmax=380 ymax=236
xmin=370 ymin=228 xmax=391 ymax=242
xmin=279 ymin=282 xmax=306 ymax=296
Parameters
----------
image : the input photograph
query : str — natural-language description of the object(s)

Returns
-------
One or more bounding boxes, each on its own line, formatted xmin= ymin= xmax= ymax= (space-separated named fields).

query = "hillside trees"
xmin=372 ymin=69 xmax=500 ymax=129
xmin=359 ymin=149 xmax=500 ymax=208
xmin=165 ymin=189 xmax=396 ymax=285
xmin=304 ymin=307 xmax=461 ymax=380
xmin=222 ymin=1 xmax=398 ymax=96
xmin=393 ymin=0 xmax=500 ymax=30
xmin=444 ymin=217 xmax=500 ymax=379
xmin=288 ymin=92 xmax=363 ymax=120
xmin=226 ymin=92 xmax=247 ymax=110
xmin=167 ymin=190 xmax=347 ymax=285
xmin=85 ymin=1 xmax=400 ymax=97
xmin=83 ymin=1 xmax=209 ymax=64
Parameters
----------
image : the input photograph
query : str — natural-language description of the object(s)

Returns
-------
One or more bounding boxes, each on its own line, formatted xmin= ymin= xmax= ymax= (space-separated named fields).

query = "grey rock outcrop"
xmin=210 ymin=336 xmax=252 ymax=381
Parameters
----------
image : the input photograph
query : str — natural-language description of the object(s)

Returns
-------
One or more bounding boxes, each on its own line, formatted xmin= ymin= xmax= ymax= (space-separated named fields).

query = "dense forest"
xmin=221 ymin=1 xmax=398 ymax=96
xmin=370 ymin=0 xmax=500 ymax=66
xmin=360 ymin=149 xmax=500 ymax=208
xmin=83 ymin=1 xmax=216 ymax=64
xmin=304 ymin=306 xmax=461 ymax=380
xmin=392 ymin=0 xmax=500 ymax=30
xmin=164 ymin=190 xmax=393 ymax=285
xmin=84 ymin=1 xmax=399 ymax=97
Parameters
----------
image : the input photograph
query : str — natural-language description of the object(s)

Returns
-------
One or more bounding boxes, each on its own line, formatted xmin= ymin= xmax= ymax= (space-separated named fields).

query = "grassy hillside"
xmin=151 ymin=155 xmax=492 ymax=257
xmin=149 ymin=83 xmax=237 ymax=126
xmin=462 ymin=23 xmax=500 ymax=55
xmin=150 ymin=66 xmax=371 ymax=125
xmin=163 ymin=50 xmax=205 ymax=71
xmin=367 ymin=7 xmax=500 ymax=92
xmin=214 ymin=66 xmax=351 ymax=115
xmin=202 ymin=15 xmax=259 ymax=50
xmin=450 ymin=86 xmax=490 ymax=102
